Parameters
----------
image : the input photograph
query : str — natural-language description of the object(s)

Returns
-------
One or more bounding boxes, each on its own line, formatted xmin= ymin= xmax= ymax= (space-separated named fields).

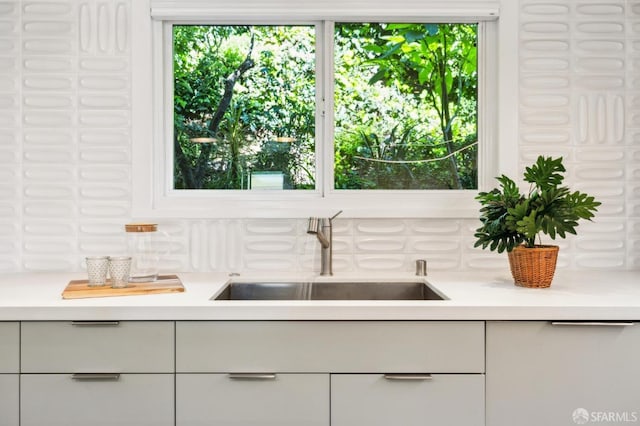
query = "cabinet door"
xmin=0 ymin=375 xmax=18 ymax=426
xmin=487 ymin=321 xmax=640 ymax=426
xmin=331 ymin=374 xmax=484 ymax=426
xmin=177 ymin=373 xmax=329 ymax=426
xmin=0 ymin=322 xmax=19 ymax=373
xmin=20 ymin=374 xmax=174 ymax=426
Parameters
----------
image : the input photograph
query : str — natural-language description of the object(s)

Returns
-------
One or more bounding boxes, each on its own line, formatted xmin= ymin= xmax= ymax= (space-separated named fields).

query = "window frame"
xmin=134 ymin=4 xmax=501 ymax=218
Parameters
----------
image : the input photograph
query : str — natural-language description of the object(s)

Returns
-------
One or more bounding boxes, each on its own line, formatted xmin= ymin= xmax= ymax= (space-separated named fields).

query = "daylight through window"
xmin=171 ymin=22 xmax=478 ymax=192
xmin=173 ymin=25 xmax=316 ymax=190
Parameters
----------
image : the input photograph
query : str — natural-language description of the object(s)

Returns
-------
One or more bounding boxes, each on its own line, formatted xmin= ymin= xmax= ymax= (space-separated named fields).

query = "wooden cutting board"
xmin=62 ymin=275 xmax=185 ymax=299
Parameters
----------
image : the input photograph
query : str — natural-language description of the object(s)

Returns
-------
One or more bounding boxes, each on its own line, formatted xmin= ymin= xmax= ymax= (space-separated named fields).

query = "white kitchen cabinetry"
xmin=177 ymin=373 xmax=329 ymax=426
xmin=486 ymin=321 xmax=640 ymax=426
xmin=20 ymin=321 xmax=175 ymax=426
xmin=0 ymin=322 xmax=19 ymax=426
xmin=21 ymin=321 xmax=174 ymax=372
xmin=331 ymin=374 xmax=484 ymax=426
xmin=176 ymin=321 xmax=484 ymax=373
xmin=176 ymin=321 xmax=485 ymax=426
xmin=21 ymin=374 xmax=174 ymax=426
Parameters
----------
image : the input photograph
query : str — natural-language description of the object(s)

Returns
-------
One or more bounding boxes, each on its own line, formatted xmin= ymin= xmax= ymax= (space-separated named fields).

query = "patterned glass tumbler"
xmin=86 ymin=256 xmax=109 ymax=287
xmin=109 ymin=256 xmax=132 ymax=288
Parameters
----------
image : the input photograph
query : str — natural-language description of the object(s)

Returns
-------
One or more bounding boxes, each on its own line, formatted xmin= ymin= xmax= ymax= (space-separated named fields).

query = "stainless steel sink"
xmin=212 ymin=281 xmax=446 ymax=301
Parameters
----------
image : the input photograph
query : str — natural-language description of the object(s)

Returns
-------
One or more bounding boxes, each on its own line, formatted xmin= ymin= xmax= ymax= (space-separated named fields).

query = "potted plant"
xmin=474 ymin=156 xmax=601 ymax=288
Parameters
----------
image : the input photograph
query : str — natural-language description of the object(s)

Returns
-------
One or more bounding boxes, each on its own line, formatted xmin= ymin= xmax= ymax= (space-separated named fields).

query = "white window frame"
xmin=132 ymin=1 xmax=505 ymax=218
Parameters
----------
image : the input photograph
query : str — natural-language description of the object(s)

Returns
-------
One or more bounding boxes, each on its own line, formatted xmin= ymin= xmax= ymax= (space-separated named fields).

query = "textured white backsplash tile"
xmin=0 ymin=0 xmax=638 ymax=273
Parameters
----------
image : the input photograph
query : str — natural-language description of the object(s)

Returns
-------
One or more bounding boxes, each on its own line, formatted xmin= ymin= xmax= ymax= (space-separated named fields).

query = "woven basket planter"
xmin=507 ymin=245 xmax=559 ymax=288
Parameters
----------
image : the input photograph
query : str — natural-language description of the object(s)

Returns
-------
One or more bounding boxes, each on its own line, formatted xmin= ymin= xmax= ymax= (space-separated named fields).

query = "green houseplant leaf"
xmin=474 ymin=156 xmax=601 ymax=252
xmin=523 ymin=155 xmax=565 ymax=190
xmin=473 ymin=175 xmax=525 ymax=253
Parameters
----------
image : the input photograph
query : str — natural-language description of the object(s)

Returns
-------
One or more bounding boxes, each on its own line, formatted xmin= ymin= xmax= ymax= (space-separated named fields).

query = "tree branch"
xmin=192 ymin=34 xmax=256 ymax=186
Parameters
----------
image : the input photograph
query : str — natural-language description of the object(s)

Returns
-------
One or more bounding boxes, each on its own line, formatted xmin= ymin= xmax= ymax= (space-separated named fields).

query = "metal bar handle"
xmin=71 ymin=321 xmax=120 ymax=326
xmin=551 ymin=322 xmax=635 ymax=327
xmin=71 ymin=373 xmax=121 ymax=381
xmin=384 ymin=374 xmax=433 ymax=381
xmin=228 ymin=373 xmax=277 ymax=380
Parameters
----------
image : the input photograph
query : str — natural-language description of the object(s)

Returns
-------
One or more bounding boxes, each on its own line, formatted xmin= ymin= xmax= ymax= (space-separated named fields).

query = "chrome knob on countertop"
xmin=415 ymin=259 xmax=427 ymax=276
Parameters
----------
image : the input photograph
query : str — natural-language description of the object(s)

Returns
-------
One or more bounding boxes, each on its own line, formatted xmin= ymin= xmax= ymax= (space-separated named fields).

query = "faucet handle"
xmin=330 ymin=210 xmax=343 ymax=222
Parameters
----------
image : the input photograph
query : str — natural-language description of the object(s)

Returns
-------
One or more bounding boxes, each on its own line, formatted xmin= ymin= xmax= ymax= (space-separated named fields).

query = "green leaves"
xmin=173 ymin=25 xmax=317 ymax=190
xmin=474 ymin=175 xmax=525 ymax=253
xmin=334 ymin=22 xmax=479 ymax=190
xmin=474 ymin=156 xmax=601 ymax=252
xmin=567 ymin=191 xmax=601 ymax=220
xmin=369 ymin=67 xmax=389 ymax=85
xmin=523 ymin=155 xmax=565 ymax=190
xmin=404 ymin=30 xmax=425 ymax=43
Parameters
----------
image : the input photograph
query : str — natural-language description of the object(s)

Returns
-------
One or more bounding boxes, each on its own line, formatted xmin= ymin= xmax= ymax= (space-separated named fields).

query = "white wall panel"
xmin=74 ymin=0 xmax=132 ymax=269
xmin=0 ymin=110 xmax=20 ymax=273
xmin=517 ymin=0 xmax=636 ymax=271
xmin=0 ymin=2 xmax=20 ymax=271
xmin=0 ymin=0 xmax=637 ymax=273
xmin=355 ymin=255 xmax=407 ymax=272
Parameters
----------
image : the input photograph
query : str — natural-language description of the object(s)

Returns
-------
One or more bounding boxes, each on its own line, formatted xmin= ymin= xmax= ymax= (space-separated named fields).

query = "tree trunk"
xmin=438 ymin=34 xmax=462 ymax=190
xmin=174 ymin=133 xmax=195 ymax=188
xmin=175 ymin=34 xmax=255 ymax=189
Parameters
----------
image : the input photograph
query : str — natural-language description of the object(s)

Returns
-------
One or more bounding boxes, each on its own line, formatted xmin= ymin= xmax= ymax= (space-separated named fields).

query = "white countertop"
xmin=1 ymin=270 xmax=639 ymax=321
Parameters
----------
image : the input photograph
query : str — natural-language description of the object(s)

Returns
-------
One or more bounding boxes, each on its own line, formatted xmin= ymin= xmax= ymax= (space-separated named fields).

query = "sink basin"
xmin=212 ymin=281 xmax=446 ymax=301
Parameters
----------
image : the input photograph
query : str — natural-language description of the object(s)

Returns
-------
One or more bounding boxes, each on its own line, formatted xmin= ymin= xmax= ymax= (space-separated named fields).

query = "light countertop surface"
xmin=0 ymin=270 xmax=639 ymax=321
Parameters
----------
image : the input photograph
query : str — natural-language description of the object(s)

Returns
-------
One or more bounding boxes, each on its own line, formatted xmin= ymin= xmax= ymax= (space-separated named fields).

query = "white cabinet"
xmin=486 ymin=321 xmax=640 ymax=426
xmin=177 ymin=373 xmax=329 ymax=426
xmin=20 ymin=321 xmax=175 ymax=426
xmin=0 ymin=322 xmax=19 ymax=373
xmin=176 ymin=321 xmax=485 ymax=426
xmin=21 ymin=374 xmax=174 ymax=426
xmin=0 ymin=322 xmax=19 ymax=426
xmin=331 ymin=374 xmax=484 ymax=426
xmin=0 ymin=373 xmax=18 ymax=426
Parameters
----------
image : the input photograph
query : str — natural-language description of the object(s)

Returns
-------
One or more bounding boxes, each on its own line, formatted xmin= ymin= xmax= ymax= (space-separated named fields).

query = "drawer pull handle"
xmin=71 ymin=373 xmax=121 ymax=381
xmin=228 ymin=373 xmax=277 ymax=380
xmin=551 ymin=322 xmax=634 ymax=327
xmin=384 ymin=374 xmax=433 ymax=381
xmin=71 ymin=321 xmax=120 ymax=326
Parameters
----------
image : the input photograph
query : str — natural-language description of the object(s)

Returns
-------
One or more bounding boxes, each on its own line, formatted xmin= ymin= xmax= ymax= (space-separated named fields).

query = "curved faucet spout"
xmin=307 ymin=217 xmax=320 ymax=234
xmin=307 ymin=218 xmax=330 ymax=248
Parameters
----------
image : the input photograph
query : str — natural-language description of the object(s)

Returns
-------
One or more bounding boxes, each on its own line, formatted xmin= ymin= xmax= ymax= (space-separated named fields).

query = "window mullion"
xmin=320 ymin=20 xmax=335 ymax=198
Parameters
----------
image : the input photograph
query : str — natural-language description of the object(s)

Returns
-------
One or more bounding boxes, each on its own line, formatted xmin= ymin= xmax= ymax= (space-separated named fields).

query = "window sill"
xmin=132 ymin=190 xmax=480 ymax=218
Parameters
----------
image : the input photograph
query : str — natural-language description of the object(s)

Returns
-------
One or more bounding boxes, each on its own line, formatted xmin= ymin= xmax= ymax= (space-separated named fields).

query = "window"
xmin=173 ymin=25 xmax=317 ymax=191
xmin=139 ymin=2 xmax=500 ymax=217
xmin=333 ymin=23 xmax=478 ymax=190
xmin=172 ymin=22 xmax=477 ymax=191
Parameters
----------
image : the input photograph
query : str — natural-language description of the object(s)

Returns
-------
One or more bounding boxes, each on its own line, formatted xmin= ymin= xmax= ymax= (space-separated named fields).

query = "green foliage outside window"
xmin=172 ymin=23 xmax=478 ymax=190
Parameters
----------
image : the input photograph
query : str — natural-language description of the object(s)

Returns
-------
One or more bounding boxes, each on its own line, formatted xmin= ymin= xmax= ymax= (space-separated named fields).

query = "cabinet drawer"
xmin=0 ymin=322 xmax=19 ymax=373
xmin=21 ymin=374 xmax=174 ymax=426
xmin=331 ymin=374 xmax=484 ymax=426
xmin=0 ymin=374 xmax=18 ymax=426
xmin=21 ymin=321 xmax=174 ymax=373
xmin=177 ymin=373 xmax=329 ymax=426
xmin=177 ymin=321 xmax=484 ymax=373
